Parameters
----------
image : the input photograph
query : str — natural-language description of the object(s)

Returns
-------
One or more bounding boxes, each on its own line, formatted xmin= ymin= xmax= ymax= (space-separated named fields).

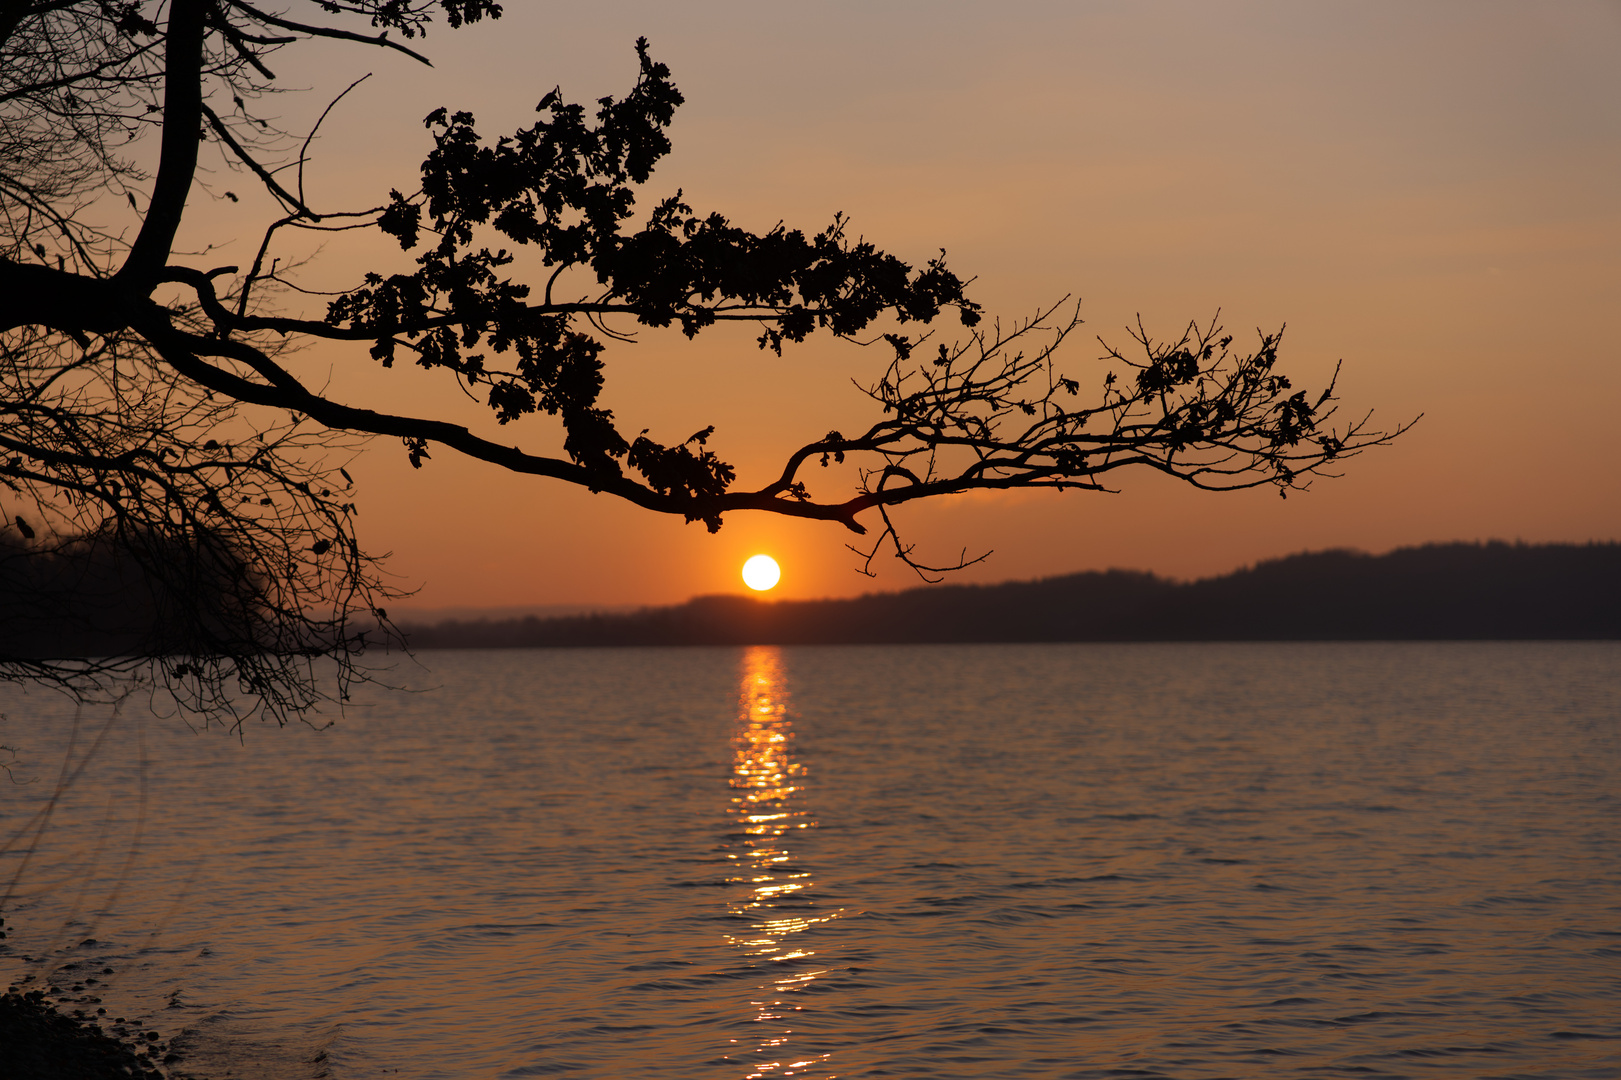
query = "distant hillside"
xmin=399 ymin=541 xmax=1621 ymax=648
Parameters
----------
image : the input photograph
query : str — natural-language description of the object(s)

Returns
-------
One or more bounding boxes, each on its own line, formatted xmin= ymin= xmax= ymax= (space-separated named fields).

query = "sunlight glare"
xmin=742 ymin=554 xmax=781 ymax=591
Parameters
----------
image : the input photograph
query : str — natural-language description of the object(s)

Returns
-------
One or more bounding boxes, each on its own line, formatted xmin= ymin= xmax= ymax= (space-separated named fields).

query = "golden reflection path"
xmin=722 ymin=646 xmax=838 ymax=1079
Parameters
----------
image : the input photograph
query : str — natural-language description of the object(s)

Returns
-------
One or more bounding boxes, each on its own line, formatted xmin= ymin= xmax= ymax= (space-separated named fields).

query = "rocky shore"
xmin=0 ymin=987 xmax=172 ymax=1079
xmin=0 ymin=916 xmax=187 ymax=1080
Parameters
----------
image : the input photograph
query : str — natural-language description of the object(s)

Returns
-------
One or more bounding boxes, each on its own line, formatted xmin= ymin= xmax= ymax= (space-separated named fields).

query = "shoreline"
xmin=0 ymin=986 xmax=176 ymax=1080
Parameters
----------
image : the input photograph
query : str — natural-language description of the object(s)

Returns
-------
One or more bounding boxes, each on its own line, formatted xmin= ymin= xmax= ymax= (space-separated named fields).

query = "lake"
xmin=1 ymin=642 xmax=1617 ymax=1078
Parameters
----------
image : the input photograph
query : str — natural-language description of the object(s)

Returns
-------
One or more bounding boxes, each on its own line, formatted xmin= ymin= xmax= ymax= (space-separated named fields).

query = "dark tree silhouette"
xmin=0 ymin=1 xmax=1408 ymax=723
xmin=403 ymin=543 xmax=1619 ymax=648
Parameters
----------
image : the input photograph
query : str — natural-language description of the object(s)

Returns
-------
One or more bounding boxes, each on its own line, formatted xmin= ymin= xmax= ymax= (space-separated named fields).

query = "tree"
xmin=0 ymin=2 xmax=1407 ymax=724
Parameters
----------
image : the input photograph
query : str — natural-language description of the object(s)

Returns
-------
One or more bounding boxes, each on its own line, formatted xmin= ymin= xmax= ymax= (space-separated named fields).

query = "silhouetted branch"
xmin=0 ymin=1 xmax=1410 ymax=721
xmin=0 ymin=321 xmax=403 ymax=727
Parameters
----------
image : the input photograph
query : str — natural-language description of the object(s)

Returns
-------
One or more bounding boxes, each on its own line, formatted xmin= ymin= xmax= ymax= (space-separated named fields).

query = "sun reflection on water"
xmin=723 ymin=646 xmax=838 ymax=1078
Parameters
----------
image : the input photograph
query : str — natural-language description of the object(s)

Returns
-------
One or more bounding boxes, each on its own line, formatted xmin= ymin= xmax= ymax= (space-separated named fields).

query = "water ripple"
xmin=0 ymin=642 xmax=1615 ymax=1077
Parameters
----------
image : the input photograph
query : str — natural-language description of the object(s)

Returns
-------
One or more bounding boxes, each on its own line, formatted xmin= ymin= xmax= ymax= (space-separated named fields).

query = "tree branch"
xmin=116 ymin=0 xmax=207 ymax=287
xmin=224 ymin=0 xmax=432 ymax=65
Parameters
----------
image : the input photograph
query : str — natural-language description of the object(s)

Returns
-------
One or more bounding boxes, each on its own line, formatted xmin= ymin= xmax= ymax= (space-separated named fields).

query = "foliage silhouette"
xmin=0 ymin=2 xmax=1407 ymax=721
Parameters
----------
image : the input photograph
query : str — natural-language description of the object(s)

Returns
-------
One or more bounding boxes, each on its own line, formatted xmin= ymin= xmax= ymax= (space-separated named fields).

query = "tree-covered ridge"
xmin=400 ymin=543 xmax=1621 ymax=647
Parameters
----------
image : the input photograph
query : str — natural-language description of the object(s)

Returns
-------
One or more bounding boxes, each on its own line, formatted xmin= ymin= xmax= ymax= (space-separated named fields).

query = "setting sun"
xmin=741 ymin=555 xmax=781 ymax=592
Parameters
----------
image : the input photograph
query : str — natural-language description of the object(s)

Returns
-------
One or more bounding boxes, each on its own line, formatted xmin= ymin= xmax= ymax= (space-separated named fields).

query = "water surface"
xmin=1 ymin=642 xmax=1616 ymax=1078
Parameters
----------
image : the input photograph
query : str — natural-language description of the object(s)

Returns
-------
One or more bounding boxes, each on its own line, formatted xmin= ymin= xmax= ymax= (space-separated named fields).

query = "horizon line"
xmin=393 ymin=537 xmax=1619 ymax=626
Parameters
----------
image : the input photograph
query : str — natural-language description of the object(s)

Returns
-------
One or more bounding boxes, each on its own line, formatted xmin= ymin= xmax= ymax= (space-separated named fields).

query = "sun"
xmin=741 ymin=554 xmax=781 ymax=592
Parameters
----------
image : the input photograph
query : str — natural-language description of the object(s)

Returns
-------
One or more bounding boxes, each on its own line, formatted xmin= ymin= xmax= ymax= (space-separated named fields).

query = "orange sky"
xmin=177 ymin=1 xmax=1621 ymax=611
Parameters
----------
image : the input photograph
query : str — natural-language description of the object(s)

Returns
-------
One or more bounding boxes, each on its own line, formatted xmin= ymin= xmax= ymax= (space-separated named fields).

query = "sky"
xmin=182 ymin=0 xmax=1621 ymax=611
